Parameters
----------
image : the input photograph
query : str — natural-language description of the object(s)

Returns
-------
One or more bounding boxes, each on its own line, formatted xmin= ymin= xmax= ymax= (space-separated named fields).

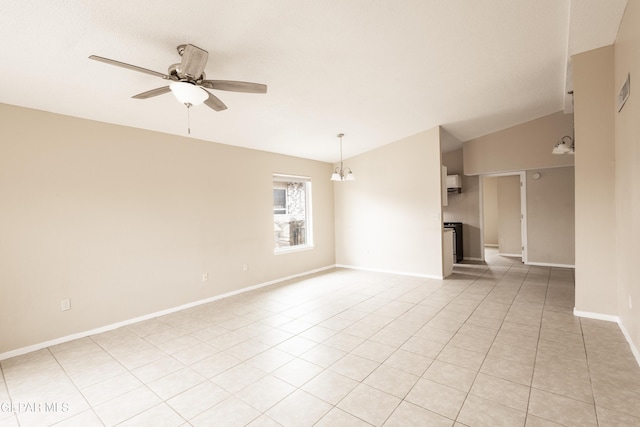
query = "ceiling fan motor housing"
xmin=168 ymin=63 xmax=206 ymax=83
xmin=174 ymin=44 xmax=209 ymax=81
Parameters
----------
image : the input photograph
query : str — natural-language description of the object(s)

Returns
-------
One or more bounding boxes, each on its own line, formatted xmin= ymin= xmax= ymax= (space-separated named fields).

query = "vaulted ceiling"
xmin=0 ymin=1 xmax=627 ymax=162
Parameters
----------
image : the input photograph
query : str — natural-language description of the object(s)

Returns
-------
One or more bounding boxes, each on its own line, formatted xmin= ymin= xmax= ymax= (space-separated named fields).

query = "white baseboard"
xmin=618 ymin=321 xmax=640 ymax=368
xmin=526 ymin=261 xmax=575 ymax=268
xmin=498 ymin=253 xmax=522 ymax=258
xmin=0 ymin=265 xmax=335 ymax=361
xmin=573 ymin=308 xmax=640 ymax=367
xmin=335 ymin=264 xmax=443 ymax=280
xmin=573 ymin=308 xmax=619 ymax=323
xmin=484 ymin=244 xmax=499 ymax=248
xmin=463 ymin=257 xmax=484 ymax=261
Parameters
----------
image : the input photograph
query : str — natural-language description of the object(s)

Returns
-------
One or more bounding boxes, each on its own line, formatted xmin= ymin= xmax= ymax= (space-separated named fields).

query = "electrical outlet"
xmin=243 ymin=264 xmax=249 ymax=272
xmin=202 ymin=273 xmax=208 ymax=282
xmin=61 ymin=299 xmax=71 ymax=311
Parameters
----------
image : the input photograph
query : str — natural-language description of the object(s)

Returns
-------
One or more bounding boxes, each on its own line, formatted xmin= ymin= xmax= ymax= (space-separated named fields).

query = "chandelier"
xmin=330 ymin=133 xmax=355 ymax=181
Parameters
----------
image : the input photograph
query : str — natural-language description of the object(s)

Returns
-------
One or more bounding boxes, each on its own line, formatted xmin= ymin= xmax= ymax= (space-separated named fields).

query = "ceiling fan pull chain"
xmin=186 ymin=103 xmax=191 ymax=135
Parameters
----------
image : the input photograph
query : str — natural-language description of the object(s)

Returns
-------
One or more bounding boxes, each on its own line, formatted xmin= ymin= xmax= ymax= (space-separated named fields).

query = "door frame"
xmin=479 ymin=171 xmax=528 ymax=263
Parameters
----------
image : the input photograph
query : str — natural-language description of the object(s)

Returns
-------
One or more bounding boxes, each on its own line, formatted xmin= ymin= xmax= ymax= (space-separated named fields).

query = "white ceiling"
xmin=0 ymin=1 xmax=627 ymax=162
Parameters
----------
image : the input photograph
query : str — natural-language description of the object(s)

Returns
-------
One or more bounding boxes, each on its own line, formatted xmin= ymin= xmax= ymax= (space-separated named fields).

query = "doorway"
xmin=480 ymin=172 xmax=528 ymax=263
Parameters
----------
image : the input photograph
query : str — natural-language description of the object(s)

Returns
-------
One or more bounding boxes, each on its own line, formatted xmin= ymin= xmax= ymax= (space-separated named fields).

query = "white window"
xmin=273 ymin=174 xmax=313 ymax=252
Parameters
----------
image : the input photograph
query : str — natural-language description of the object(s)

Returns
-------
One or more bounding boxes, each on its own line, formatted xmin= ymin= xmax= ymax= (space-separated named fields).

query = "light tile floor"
xmin=2 ymin=249 xmax=640 ymax=426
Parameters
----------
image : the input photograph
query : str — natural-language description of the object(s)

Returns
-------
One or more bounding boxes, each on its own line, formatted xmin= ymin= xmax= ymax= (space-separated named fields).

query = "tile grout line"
xmin=579 ymin=316 xmax=601 ymax=426
xmin=0 ymin=359 xmax=22 ymax=427
xmin=47 ymin=342 xmax=112 ymax=426
xmin=522 ymin=261 xmax=551 ymax=426
xmin=82 ymin=326 xmax=202 ymax=425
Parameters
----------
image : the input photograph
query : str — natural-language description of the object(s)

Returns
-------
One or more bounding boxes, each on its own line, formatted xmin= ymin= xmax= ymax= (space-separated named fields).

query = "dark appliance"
xmin=444 ymin=222 xmax=463 ymax=263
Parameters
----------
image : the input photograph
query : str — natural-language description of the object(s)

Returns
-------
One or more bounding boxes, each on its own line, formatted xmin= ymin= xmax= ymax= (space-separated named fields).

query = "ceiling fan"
xmin=89 ymin=44 xmax=267 ymax=112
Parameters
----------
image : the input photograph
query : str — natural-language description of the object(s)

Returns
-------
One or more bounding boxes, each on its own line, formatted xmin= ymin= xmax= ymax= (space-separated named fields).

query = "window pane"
xmin=273 ymin=189 xmax=286 ymax=214
xmin=273 ymin=175 xmax=312 ymax=251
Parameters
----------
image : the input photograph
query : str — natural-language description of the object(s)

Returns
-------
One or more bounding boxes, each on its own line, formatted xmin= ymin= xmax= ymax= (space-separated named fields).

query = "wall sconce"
xmin=553 ymin=136 xmax=574 ymax=154
xmin=553 ymin=91 xmax=575 ymax=155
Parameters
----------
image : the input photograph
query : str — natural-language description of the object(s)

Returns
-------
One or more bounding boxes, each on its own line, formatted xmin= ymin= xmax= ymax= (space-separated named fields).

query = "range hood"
xmin=446 ymin=175 xmax=462 ymax=193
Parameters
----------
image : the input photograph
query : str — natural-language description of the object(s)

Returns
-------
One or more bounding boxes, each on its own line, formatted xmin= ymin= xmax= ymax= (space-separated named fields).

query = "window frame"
xmin=272 ymin=173 xmax=314 ymax=254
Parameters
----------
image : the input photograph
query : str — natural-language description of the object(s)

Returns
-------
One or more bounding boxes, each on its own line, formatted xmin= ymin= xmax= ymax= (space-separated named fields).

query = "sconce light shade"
xmin=170 ymin=82 xmax=208 ymax=106
xmin=552 ymin=136 xmax=573 ymax=155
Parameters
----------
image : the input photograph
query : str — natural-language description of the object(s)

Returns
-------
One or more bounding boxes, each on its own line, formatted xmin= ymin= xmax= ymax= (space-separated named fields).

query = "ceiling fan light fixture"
xmin=170 ymin=81 xmax=208 ymax=106
xmin=89 ymin=44 xmax=266 ymax=114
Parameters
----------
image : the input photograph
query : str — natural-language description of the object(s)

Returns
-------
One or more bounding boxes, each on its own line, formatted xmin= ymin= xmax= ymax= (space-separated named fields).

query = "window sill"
xmin=274 ymin=245 xmax=315 ymax=255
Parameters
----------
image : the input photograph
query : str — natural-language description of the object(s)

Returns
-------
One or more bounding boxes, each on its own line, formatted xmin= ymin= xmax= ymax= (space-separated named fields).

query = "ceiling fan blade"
xmin=180 ymin=44 xmax=208 ymax=80
xmin=89 ymin=55 xmax=170 ymax=79
xmin=203 ymin=90 xmax=227 ymax=111
xmin=132 ymin=86 xmax=171 ymax=99
xmin=201 ymin=80 xmax=267 ymax=93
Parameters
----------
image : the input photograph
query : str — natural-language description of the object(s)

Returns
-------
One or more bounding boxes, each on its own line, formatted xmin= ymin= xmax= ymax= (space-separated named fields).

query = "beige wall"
xmin=334 ymin=127 xmax=444 ymax=278
xmin=497 ymin=176 xmax=522 ymax=256
xmin=0 ymin=104 xmax=336 ymax=354
xmin=482 ymin=176 xmax=499 ymax=246
xmin=526 ymin=167 xmax=575 ymax=266
xmin=613 ymin=1 xmax=640 ymax=354
xmin=570 ymin=2 xmax=640 ymax=363
xmin=464 ymin=111 xmax=574 ymax=176
xmin=572 ymin=46 xmax=618 ymax=316
xmin=442 ymin=149 xmax=483 ymax=259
